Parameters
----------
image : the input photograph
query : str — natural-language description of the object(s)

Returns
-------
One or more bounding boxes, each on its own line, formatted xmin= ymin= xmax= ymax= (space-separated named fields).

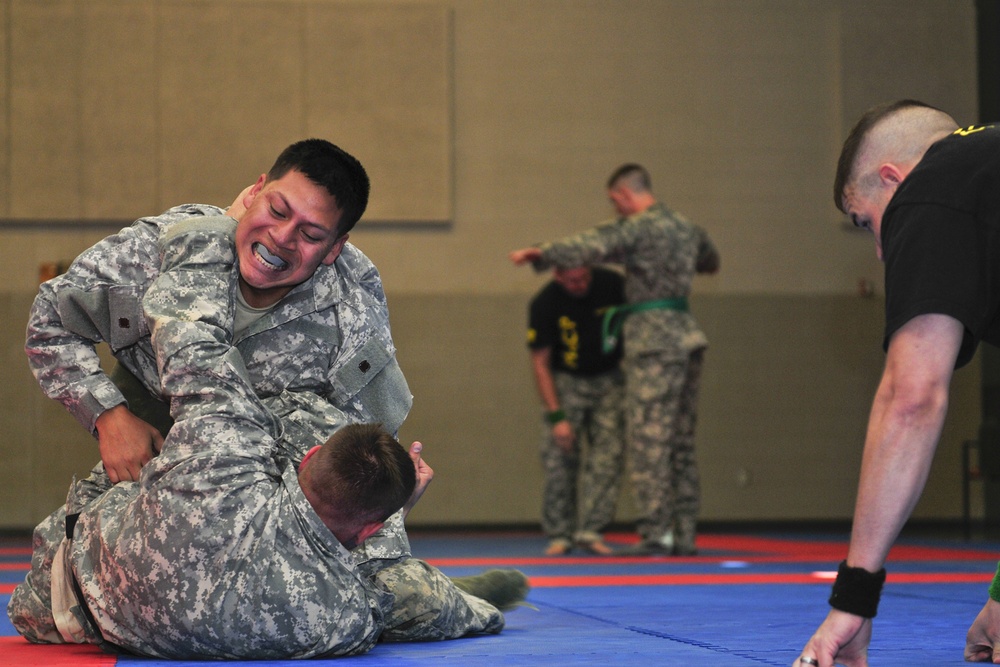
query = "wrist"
xmin=95 ymin=403 xmax=127 ymax=429
xmin=546 ymin=409 xmax=566 ymax=424
xmin=828 ymin=559 xmax=886 ymax=618
xmin=989 ymin=562 xmax=1000 ymax=602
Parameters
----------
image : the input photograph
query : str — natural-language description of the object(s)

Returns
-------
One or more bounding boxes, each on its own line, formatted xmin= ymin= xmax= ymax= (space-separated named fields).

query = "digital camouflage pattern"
xmin=25 ymin=204 xmax=411 ymax=439
xmin=367 ymin=558 xmax=505 ymax=642
xmin=26 ymin=204 xmax=412 ymax=565
xmin=10 ymin=221 xmax=388 ymax=659
xmin=540 ymin=370 xmax=624 ymax=544
xmin=533 ymin=203 xmax=717 ymax=550
xmin=534 ymin=203 xmax=715 ymax=359
xmin=266 ymin=361 xmax=504 ymax=641
xmin=13 ymin=216 xmax=504 ymax=654
xmin=625 ymin=349 xmax=704 ymax=550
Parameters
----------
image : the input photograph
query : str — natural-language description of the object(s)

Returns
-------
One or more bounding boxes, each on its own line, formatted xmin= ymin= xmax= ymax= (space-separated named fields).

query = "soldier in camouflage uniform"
xmin=511 ymin=164 xmax=719 ymax=556
xmin=11 ymin=219 xmax=483 ymax=657
xmin=26 ymin=141 xmax=409 ymax=483
xmin=23 ymin=141 xmax=520 ymax=642
xmin=9 ymin=218 xmax=506 ymax=658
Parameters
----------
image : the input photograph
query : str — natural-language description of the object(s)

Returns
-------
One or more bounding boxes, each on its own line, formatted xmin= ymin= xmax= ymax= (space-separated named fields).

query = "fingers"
xmin=408 ymin=441 xmax=434 ymax=487
xmin=126 ymin=463 xmax=142 ymax=483
xmin=791 ymin=651 xmax=816 ymax=666
xmin=508 ymin=248 xmax=539 ymax=265
xmin=552 ymin=422 xmax=575 ymax=451
xmin=151 ymin=431 xmax=165 ymax=455
xmin=963 ymin=637 xmax=993 ymax=662
xmin=118 ymin=456 xmax=143 ymax=483
xmin=106 ymin=462 xmax=135 ymax=485
xmin=227 ymin=184 xmax=254 ymax=219
xmin=965 ymin=647 xmax=991 ymax=662
xmin=105 ymin=444 xmax=155 ymax=484
xmin=409 ymin=441 xmax=423 ymax=463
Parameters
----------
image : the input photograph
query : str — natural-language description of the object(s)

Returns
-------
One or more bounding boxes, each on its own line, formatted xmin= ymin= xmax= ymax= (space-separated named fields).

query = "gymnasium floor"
xmin=2 ymin=528 xmax=998 ymax=666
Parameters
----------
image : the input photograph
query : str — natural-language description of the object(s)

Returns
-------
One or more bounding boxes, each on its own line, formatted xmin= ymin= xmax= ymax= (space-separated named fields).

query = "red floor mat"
xmin=0 ymin=636 xmax=117 ymax=666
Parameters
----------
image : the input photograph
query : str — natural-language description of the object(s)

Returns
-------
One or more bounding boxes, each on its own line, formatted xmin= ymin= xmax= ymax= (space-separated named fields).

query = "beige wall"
xmin=0 ymin=0 xmax=981 ymax=529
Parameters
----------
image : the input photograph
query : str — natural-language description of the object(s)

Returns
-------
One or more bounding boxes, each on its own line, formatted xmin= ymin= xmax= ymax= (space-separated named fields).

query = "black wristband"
xmin=989 ymin=562 xmax=1000 ymax=602
xmin=828 ymin=560 xmax=886 ymax=618
xmin=546 ymin=409 xmax=567 ymax=424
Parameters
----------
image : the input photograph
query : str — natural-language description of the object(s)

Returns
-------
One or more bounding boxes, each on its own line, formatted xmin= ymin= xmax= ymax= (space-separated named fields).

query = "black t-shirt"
xmin=528 ymin=267 xmax=625 ymax=375
xmin=882 ymin=124 xmax=1000 ymax=368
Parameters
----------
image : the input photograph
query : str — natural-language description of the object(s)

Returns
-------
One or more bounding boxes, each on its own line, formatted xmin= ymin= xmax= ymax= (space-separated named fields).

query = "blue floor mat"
xmin=3 ymin=530 xmax=998 ymax=666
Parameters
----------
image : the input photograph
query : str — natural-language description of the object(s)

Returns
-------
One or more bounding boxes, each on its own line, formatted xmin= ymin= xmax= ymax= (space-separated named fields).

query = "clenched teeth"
xmin=252 ymin=242 xmax=289 ymax=270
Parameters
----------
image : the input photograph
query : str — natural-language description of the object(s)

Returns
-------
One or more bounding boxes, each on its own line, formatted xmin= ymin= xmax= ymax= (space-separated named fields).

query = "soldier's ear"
xmin=322 ymin=234 xmax=349 ymax=266
xmin=300 ymin=445 xmax=322 ymax=469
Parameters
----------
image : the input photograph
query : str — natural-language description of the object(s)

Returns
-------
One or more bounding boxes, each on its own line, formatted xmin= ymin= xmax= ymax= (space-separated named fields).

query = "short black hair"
xmin=268 ymin=139 xmax=371 ymax=235
xmin=606 ymin=163 xmax=651 ymax=191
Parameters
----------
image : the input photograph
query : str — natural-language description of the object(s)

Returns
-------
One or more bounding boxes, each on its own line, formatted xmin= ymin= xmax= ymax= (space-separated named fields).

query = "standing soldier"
xmin=527 ymin=266 xmax=626 ymax=556
xmin=510 ymin=164 xmax=719 ymax=556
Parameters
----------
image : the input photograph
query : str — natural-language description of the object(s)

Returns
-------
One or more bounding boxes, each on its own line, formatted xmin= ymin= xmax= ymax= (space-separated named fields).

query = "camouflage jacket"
xmin=26 ymin=204 xmax=412 ymax=439
xmin=534 ymin=203 xmax=718 ymax=360
xmin=67 ymin=219 xmax=388 ymax=659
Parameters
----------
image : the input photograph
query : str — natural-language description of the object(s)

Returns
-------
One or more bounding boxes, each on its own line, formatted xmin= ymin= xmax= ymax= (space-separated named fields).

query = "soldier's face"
xmin=554 ymin=267 xmax=592 ymax=297
xmin=842 ymin=180 xmax=896 ymax=262
xmin=608 ymin=187 xmax=640 ymax=217
xmin=841 ymin=162 xmax=913 ymax=263
xmin=235 ymin=170 xmax=346 ymax=308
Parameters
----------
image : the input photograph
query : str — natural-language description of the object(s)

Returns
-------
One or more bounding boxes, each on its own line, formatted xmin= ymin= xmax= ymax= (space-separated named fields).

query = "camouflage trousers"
xmin=93 ymin=365 xmax=503 ymax=642
xmin=8 ymin=468 xmax=503 ymax=650
xmin=623 ymin=348 xmax=705 ymax=547
xmin=540 ymin=370 xmax=624 ymax=543
xmin=7 ymin=507 xmax=96 ymax=646
xmin=363 ymin=559 xmax=503 ymax=641
xmin=8 ymin=466 xmax=129 ymax=646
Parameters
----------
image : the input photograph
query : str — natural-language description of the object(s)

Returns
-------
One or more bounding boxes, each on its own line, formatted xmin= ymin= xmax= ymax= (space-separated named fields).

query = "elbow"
xmin=882 ymin=378 xmax=950 ymax=427
xmin=696 ymin=254 xmax=720 ymax=275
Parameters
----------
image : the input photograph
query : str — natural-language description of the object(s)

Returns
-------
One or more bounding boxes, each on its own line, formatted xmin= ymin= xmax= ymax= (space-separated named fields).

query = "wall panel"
xmin=9 ymin=0 xmax=83 ymax=218
xmin=0 ymin=1 xmax=8 ymax=218
xmin=157 ymin=1 xmax=306 ymax=208
xmin=306 ymin=3 xmax=453 ymax=222
xmin=81 ymin=2 xmax=159 ymax=217
xmin=4 ymin=0 xmax=452 ymax=221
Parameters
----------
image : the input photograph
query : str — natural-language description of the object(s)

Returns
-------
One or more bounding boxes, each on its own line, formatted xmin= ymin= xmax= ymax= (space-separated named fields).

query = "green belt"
xmin=601 ymin=297 xmax=689 ymax=353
